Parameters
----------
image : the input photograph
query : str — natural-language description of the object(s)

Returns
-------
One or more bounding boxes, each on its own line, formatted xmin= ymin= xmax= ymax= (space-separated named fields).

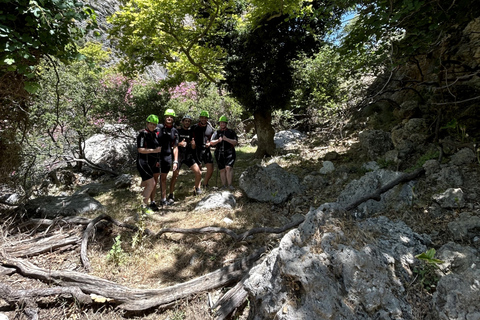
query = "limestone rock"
xmin=239 ymin=163 xmax=301 ymax=204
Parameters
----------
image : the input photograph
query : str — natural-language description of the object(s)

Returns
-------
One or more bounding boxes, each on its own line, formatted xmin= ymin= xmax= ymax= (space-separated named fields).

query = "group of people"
xmin=136 ymin=109 xmax=238 ymax=214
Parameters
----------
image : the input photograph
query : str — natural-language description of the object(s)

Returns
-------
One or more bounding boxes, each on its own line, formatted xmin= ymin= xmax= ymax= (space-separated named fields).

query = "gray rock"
xmin=359 ymin=129 xmax=394 ymax=160
xmin=337 ymin=169 xmax=416 ymax=217
xmin=319 ymin=161 xmax=335 ymax=174
xmin=274 ymin=129 xmax=306 ymax=149
xmin=239 ymin=163 xmax=302 ymax=204
xmin=25 ymin=194 xmax=104 ymax=218
xmin=244 ymin=211 xmax=430 ymax=320
xmin=84 ymin=125 xmax=136 ymax=171
xmin=362 ymin=161 xmax=380 ymax=171
xmin=194 ymin=191 xmax=236 ymax=211
xmin=391 ymin=118 xmax=428 ymax=155
xmin=433 ymin=242 xmax=480 ymax=320
xmin=449 ymin=147 xmax=477 ymax=166
xmin=433 ymin=188 xmax=465 ymax=208
xmin=447 ymin=212 xmax=480 ymax=241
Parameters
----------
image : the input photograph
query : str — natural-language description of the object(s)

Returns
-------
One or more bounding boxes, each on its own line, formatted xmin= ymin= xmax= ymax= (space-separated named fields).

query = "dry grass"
xmin=0 ymin=144 xmax=295 ymax=319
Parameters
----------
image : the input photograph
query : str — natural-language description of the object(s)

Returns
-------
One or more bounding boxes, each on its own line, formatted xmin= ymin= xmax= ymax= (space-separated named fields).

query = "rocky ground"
xmin=1 ymin=128 xmax=479 ymax=319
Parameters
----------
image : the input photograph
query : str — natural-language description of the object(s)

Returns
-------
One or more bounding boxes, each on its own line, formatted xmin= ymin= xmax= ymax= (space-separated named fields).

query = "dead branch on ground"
xmin=1 ymin=247 xmax=266 ymax=312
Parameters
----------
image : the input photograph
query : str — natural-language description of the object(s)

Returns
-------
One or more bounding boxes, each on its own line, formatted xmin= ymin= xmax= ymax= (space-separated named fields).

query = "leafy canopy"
xmin=0 ymin=0 xmax=97 ymax=81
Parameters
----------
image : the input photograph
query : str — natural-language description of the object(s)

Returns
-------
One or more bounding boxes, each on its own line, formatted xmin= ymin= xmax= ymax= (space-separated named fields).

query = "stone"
xmin=84 ymin=124 xmax=136 ymax=171
xmin=25 ymin=194 xmax=104 ymax=218
xmin=449 ymin=147 xmax=477 ymax=166
xmin=359 ymin=130 xmax=394 ymax=160
xmin=194 ymin=191 xmax=236 ymax=211
xmin=319 ymin=161 xmax=335 ymax=174
xmin=433 ymin=188 xmax=465 ymax=209
xmin=239 ymin=163 xmax=302 ymax=204
xmin=274 ymin=129 xmax=306 ymax=149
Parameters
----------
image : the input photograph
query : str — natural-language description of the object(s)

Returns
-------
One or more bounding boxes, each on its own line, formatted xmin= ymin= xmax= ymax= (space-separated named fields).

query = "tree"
xmin=0 ymin=0 xmax=97 ymax=184
xmin=221 ymin=2 xmax=345 ymax=157
xmin=108 ymin=0 xmax=347 ymax=157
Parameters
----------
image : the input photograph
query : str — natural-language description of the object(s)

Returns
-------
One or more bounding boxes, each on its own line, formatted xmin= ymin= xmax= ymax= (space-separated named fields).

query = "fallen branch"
xmin=155 ymin=217 xmax=305 ymax=242
xmin=0 ymin=283 xmax=92 ymax=305
xmin=2 ymin=247 xmax=266 ymax=312
xmin=345 ymin=167 xmax=425 ymax=211
xmin=4 ymin=231 xmax=80 ymax=258
xmin=213 ymin=277 xmax=249 ymax=320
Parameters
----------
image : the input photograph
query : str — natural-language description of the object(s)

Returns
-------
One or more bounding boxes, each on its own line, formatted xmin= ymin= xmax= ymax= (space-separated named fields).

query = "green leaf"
xmin=24 ymin=81 xmax=41 ymax=94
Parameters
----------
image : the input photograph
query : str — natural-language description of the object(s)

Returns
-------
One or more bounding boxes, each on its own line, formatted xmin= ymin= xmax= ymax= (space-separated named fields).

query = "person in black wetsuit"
xmin=210 ymin=115 xmax=238 ymax=190
xmin=136 ymin=114 xmax=161 ymax=214
xmin=156 ymin=108 xmax=179 ymax=206
xmin=170 ymin=114 xmax=203 ymax=196
xmin=191 ymin=110 xmax=215 ymax=189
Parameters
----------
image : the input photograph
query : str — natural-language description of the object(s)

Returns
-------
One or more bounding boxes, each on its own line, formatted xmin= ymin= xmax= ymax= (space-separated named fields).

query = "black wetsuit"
xmin=177 ymin=126 xmax=197 ymax=169
xmin=191 ymin=121 xmax=215 ymax=165
xmin=156 ymin=124 xmax=179 ymax=173
xmin=136 ymin=128 xmax=160 ymax=181
xmin=212 ymin=128 xmax=238 ymax=169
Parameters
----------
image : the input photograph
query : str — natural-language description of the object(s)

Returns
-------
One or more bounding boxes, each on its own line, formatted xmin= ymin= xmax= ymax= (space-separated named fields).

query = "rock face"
xmin=25 ymin=194 xmax=104 ymax=218
xmin=239 ymin=163 xmax=302 ymax=204
xmin=244 ymin=210 xmax=430 ymax=319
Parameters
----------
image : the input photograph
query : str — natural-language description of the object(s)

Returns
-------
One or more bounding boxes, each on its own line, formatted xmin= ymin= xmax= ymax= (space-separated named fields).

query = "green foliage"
xmin=0 ymin=0 xmax=97 ymax=77
xmin=414 ymin=248 xmax=444 ymax=292
xmin=165 ymin=83 xmax=243 ymax=128
xmin=340 ymin=0 xmax=480 ymax=71
xmin=107 ymin=0 xmax=234 ymax=83
xmin=107 ymin=235 xmax=127 ymax=266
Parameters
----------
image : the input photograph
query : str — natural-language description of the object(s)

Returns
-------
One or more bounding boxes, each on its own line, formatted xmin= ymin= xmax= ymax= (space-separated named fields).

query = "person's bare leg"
xmin=226 ymin=166 xmax=234 ymax=187
xmin=191 ymin=163 xmax=202 ymax=189
xmin=160 ymin=173 xmax=168 ymax=200
xmin=170 ymin=169 xmax=179 ymax=195
xmin=141 ymin=178 xmax=155 ymax=205
xmin=203 ymin=163 xmax=214 ymax=186
xmin=219 ymin=169 xmax=227 ymax=187
xmin=149 ymin=173 xmax=160 ymax=202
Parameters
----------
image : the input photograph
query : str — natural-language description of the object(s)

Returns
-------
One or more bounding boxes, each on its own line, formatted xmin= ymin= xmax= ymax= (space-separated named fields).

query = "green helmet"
xmin=219 ymin=115 xmax=228 ymax=122
xmin=146 ymin=114 xmax=159 ymax=124
xmin=199 ymin=110 xmax=209 ymax=118
xmin=164 ymin=108 xmax=176 ymax=117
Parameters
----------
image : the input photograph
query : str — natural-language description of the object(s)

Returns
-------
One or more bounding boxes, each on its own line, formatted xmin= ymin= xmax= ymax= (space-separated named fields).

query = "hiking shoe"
xmin=141 ymin=205 xmax=154 ymax=215
xmin=220 ymin=185 xmax=227 ymax=190
xmin=149 ymin=201 xmax=159 ymax=212
xmin=194 ymin=187 xmax=203 ymax=195
xmin=228 ymin=185 xmax=235 ymax=190
xmin=167 ymin=194 xmax=175 ymax=205
xmin=159 ymin=199 xmax=168 ymax=207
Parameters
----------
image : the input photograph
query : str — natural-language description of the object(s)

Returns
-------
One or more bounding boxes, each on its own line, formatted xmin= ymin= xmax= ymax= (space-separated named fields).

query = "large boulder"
xmin=25 ymin=194 xmax=104 ymax=218
xmin=244 ymin=211 xmax=431 ymax=319
xmin=84 ymin=124 xmax=136 ymax=171
xmin=274 ymin=129 xmax=306 ymax=149
xmin=239 ymin=163 xmax=302 ymax=204
xmin=336 ymin=169 xmax=416 ymax=217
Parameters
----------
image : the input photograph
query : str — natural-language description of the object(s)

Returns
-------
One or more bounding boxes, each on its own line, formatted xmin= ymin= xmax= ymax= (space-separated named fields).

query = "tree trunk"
xmin=253 ymin=109 xmax=276 ymax=158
